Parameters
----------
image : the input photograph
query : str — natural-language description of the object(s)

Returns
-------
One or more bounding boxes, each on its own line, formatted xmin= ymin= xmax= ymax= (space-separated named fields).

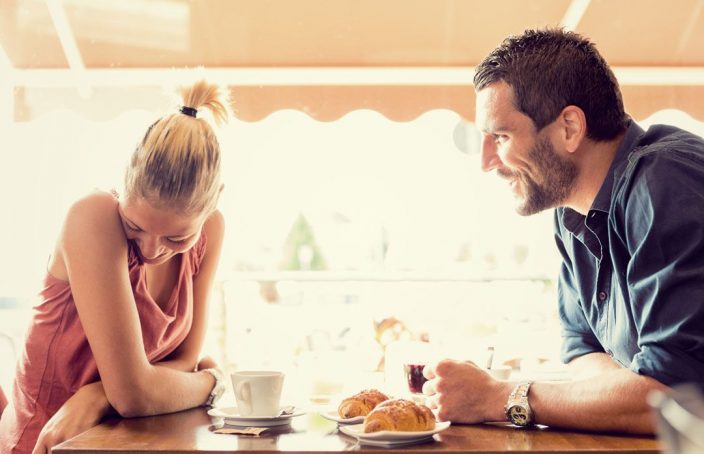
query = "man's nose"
xmin=480 ymin=136 xmax=500 ymax=172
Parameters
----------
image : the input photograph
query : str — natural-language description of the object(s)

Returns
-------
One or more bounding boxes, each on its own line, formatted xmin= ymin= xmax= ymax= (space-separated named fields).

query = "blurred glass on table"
xmin=384 ymin=340 xmax=434 ymax=397
xmin=649 ymin=384 xmax=704 ymax=454
xmin=403 ymin=363 xmax=427 ymax=394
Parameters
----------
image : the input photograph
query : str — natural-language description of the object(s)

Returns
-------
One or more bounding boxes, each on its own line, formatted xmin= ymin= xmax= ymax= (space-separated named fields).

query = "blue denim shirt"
xmin=555 ymin=121 xmax=704 ymax=387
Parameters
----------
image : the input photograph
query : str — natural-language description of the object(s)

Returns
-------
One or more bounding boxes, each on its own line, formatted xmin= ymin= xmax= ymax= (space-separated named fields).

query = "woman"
xmin=0 ymin=80 xmax=229 ymax=454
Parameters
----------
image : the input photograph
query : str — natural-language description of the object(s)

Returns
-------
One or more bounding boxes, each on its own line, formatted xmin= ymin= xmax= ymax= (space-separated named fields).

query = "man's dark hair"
xmin=474 ymin=28 xmax=629 ymax=141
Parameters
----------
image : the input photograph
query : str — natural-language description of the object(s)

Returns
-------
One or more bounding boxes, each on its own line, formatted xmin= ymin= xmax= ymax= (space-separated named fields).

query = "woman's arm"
xmin=61 ymin=193 xmax=225 ymax=417
xmin=32 ymin=353 xmax=222 ymax=454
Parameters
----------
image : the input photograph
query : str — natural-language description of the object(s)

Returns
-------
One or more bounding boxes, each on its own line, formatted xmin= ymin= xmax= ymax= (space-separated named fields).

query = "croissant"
xmin=337 ymin=389 xmax=389 ymax=418
xmin=363 ymin=398 xmax=436 ymax=433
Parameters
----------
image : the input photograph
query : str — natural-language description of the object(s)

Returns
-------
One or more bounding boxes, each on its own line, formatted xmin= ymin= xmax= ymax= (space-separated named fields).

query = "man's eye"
xmin=494 ymin=134 xmax=507 ymax=143
xmin=127 ymin=224 xmax=141 ymax=232
xmin=168 ymin=238 xmax=188 ymax=244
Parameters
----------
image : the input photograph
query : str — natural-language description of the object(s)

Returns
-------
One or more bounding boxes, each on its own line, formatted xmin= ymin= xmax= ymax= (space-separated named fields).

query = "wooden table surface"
xmin=54 ymin=407 xmax=661 ymax=454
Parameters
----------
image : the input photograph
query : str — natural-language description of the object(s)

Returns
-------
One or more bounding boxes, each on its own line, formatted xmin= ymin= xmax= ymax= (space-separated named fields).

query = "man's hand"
xmin=422 ymin=359 xmax=512 ymax=424
xmin=32 ymin=382 xmax=112 ymax=454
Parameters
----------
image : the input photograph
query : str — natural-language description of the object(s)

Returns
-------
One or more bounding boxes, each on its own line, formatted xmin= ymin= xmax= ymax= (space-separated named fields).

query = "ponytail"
xmin=125 ymin=80 xmax=228 ymax=214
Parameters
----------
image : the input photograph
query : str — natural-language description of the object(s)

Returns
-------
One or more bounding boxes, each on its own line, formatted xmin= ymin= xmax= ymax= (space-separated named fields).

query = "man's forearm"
xmin=529 ymin=368 xmax=668 ymax=434
xmin=568 ymin=352 xmax=622 ymax=379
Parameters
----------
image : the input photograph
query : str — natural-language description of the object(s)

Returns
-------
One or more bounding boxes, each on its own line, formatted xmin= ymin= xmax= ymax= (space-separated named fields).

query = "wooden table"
xmin=54 ymin=407 xmax=661 ymax=453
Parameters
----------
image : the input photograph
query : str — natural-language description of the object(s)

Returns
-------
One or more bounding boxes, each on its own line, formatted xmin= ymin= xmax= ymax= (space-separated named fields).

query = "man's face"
xmin=475 ymin=81 xmax=577 ymax=216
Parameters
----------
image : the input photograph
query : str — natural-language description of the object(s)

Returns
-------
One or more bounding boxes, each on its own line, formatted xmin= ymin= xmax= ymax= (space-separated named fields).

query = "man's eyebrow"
xmin=489 ymin=123 xmax=514 ymax=134
xmin=481 ymin=126 xmax=506 ymax=135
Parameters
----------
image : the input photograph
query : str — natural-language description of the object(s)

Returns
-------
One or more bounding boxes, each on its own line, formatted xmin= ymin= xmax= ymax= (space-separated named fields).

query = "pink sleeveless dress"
xmin=0 ymin=388 xmax=7 ymax=417
xmin=0 ymin=228 xmax=207 ymax=454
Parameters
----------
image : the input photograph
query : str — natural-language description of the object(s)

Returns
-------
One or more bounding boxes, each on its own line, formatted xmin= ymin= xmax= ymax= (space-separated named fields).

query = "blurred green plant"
xmin=280 ymin=213 xmax=327 ymax=271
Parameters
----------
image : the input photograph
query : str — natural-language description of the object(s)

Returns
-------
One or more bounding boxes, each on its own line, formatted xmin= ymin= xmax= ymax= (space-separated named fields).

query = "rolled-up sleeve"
xmin=554 ymin=213 xmax=604 ymax=364
xmin=618 ymin=150 xmax=704 ymax=387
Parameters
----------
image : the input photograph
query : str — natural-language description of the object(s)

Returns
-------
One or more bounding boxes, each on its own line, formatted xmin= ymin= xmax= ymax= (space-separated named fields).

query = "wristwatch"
xmin=202 ymin=368 xmax=226 ymax=407
xmin=505 ymin=382 xmax=534 ymax=427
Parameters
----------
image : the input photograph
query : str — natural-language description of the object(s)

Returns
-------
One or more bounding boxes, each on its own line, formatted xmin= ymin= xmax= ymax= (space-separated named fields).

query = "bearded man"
xmin=423 ymin=28 xmax=704 ymax=434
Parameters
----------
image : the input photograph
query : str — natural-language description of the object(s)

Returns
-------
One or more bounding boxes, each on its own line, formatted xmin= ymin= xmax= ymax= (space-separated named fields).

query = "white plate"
xmin=320 ymin=410 xmax=365 ymax=425
xmin=207 ymin=406 xmax=305 ymax=427
xmin=339 ymin=421 xmax=451 ymax=443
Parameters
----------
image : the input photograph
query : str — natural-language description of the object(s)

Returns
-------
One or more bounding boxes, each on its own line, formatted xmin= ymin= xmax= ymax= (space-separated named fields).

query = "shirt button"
xmin=598 ymin=291 xmax=608 ymax=301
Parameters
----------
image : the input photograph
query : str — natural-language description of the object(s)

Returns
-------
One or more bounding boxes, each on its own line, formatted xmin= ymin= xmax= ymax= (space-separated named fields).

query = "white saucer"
xmin=339 ymin=421 xmax=450 ymax=446
xmin=207 ymin=406 xmax=305 ymax=427
xmin=319 ymin=410 xmax=365 ymax=425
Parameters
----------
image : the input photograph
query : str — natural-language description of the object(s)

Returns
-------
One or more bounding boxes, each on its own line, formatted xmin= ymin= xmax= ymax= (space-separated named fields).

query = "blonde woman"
xmin=0 ymin=81 xmax=228 ymax=454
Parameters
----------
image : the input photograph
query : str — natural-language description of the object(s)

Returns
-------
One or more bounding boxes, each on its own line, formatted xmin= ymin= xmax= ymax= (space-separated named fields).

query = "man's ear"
xmin=558 ymin=105 xmax=587 ymax=153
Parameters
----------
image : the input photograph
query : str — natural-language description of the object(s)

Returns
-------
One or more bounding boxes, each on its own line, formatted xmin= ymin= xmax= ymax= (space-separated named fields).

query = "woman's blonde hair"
xmin=125 ymin=80 xmax=228 ymax=215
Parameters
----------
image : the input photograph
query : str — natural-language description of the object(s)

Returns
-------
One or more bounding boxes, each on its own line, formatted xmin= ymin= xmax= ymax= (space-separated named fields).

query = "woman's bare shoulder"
xmin=51 ymin=190 xmax=126 ymax=279
xmin=203 ymin=209 xmax=225 ymax=236
xmin=61 ymin=190 xmax=126 ymax=252
xmin=68 ymin=190 xmax=118 ymax=215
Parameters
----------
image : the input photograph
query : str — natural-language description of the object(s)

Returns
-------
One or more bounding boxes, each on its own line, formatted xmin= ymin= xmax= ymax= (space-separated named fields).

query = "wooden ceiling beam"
xmin=676 ymin=0 xmax=704 ymax=55
xmin=561 ymin=0 xmax=592 ymax=31
xmin=0 ymin=42 xmax=12 ymax=71
xmin=0 ymin=42 xmax=14 ymax=125
xmin=45 ymin=0 xmax=91 ymax=97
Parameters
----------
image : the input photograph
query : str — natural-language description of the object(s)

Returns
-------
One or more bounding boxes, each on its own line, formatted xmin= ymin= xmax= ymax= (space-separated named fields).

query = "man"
xmin=422 ymin=28 xmax=704 ymax=434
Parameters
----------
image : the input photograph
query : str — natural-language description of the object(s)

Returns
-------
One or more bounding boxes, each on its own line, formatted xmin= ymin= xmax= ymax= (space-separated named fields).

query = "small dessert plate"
xmin=319 ymin=410 xmax=365 ymax=425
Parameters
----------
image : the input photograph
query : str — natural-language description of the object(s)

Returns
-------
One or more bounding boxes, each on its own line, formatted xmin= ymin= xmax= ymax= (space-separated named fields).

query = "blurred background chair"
xmin=649 ymin=384 xmax=704 ymax=454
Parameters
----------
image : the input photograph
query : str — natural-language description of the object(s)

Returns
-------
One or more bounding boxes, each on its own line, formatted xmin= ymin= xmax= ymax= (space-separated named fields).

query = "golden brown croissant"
xmin=337 ymin=389 xmax=389 ymax=418
xmin=363 ymin=399 xmax=436 ymax=433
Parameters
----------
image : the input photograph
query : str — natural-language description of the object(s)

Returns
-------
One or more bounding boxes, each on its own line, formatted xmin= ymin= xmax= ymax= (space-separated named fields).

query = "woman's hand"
xmin=32 ymin=382 xmax=112 ymax=454
xmin=196 ymin=355 xmax=218 ymax=371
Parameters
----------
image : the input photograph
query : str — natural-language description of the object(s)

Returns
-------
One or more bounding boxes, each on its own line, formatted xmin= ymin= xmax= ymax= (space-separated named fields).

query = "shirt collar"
xmin=590 ymin=121 xmax=645 ymax=213
xmin=558 ymin=121 xmax=645 ymax=245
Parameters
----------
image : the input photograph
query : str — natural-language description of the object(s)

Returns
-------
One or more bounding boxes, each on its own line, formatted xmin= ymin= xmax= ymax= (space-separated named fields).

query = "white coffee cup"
xmin=231 ymin=370 xmax=285 ymax=416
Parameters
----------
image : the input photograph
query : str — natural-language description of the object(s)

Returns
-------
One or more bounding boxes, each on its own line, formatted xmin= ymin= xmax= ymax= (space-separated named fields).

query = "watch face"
xmin=508 ymin=405 xmax=530 ymax=426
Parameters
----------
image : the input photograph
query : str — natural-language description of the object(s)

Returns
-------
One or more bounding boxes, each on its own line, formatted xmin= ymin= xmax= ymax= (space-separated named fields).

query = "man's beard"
xmin=500 ymin=137 xmax=578 ymax=216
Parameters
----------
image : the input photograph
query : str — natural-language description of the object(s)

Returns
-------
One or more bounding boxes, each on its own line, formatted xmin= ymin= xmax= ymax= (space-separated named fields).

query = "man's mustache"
xmin=497 ymin=168 xmax=517 ymax=179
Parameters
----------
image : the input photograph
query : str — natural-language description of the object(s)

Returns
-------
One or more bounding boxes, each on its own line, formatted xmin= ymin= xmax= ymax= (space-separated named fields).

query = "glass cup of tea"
xmin=403 ymin=363 xmax=428 ymax=394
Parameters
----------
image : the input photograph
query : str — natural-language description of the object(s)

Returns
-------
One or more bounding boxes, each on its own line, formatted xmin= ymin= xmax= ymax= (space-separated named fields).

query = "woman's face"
xmin=118 ymin=195 xmax=205 ymax=266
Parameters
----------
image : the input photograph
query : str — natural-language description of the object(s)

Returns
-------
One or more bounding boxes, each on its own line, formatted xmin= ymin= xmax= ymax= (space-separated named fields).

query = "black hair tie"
xmin=180 ymin=106 xmax=198 ymax=118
